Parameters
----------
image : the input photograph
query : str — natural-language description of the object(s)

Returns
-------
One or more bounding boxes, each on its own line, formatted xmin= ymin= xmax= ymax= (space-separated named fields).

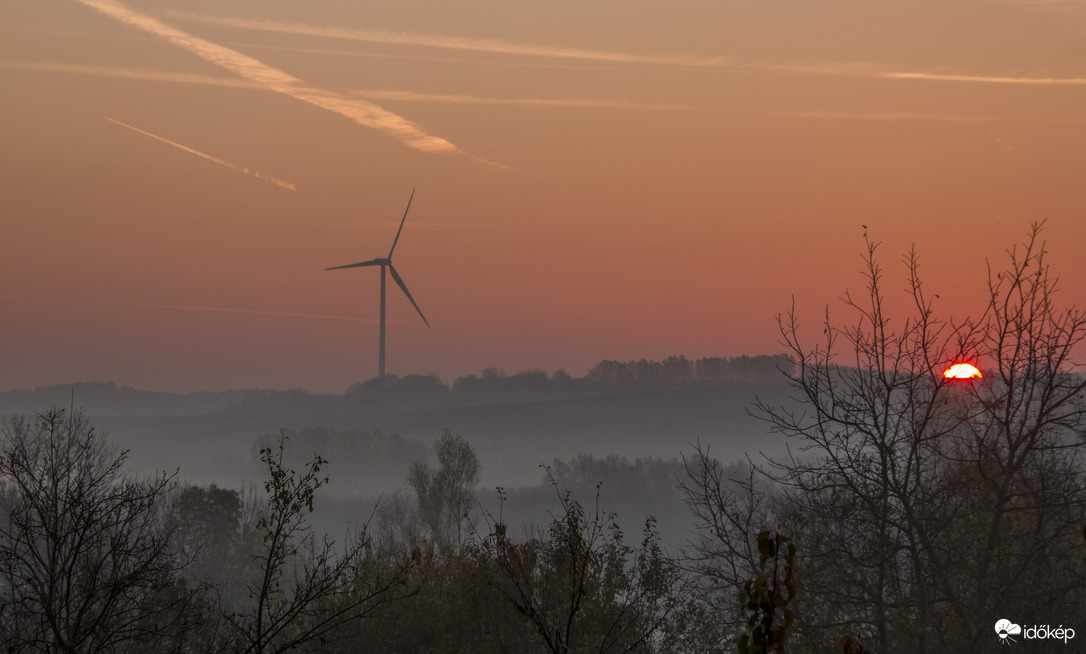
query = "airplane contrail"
xmin=74 ymin=0 xmax=478 ymax=159
xmin=8 ymin=61 xmax=690 ymax=111
xmin=102 ymin=116 xmax=296 ymax=190
xmin=5 ymin=295 xmax=423 ymax=325
xmin=166 ymin=12 xmax=1086 ymax=87
xmin=1 ymin=61 xmax=260 ymax=88
xmin=167 ymin=13 xmax=730 ymax=67
xmin=12 ymin=60 xmax=1071 ymax=130
xmin=227 ymin=41 xmax=642 ymax=71
xmin=784 ymin=110 xmax=1005 ymax=122
xmin=737 ymin=61 xmax=1086 ymax=86
xmin=13 ymin=19 xmax=1086 ymax=90
xmin=878 ymin=71 xmax=1086 ymax=86
xmin=350 ymin=89 xmax=692 ymax=111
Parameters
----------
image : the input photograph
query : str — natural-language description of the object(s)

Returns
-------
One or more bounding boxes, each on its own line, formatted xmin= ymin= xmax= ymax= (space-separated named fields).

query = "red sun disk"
xmin=944 ymin=362 xmax=982 ymax=379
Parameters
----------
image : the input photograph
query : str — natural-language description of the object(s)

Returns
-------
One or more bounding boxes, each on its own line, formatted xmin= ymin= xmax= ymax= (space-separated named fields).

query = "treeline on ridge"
xmin=350 ymin=353 xmax=795 ymax=397
xmin=0 ymin=354 xmax=795 ymax=418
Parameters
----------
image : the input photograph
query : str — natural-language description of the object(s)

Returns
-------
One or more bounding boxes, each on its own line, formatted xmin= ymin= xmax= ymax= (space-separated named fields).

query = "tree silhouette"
xmin=684 ymin=223 xmax=1086 ymax=652
xmin=0 ymin=408 xmax=199 ymax=651
xmin=408 ymin=429 xmax=480 ymax=548
xmin=225 ymin=435 xmax=413 ymax=653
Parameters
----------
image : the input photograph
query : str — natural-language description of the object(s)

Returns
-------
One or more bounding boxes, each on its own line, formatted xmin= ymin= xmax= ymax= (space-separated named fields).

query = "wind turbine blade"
xmin=388 ymin=263 xmax=430 ymax=328
xmin=325 ymin=259 xmax=382 ymax=271
xmin=387 ymin=188 xmax=415 ymax=259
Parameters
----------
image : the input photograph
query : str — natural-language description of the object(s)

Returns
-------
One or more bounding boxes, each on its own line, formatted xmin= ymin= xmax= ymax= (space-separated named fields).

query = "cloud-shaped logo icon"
xmin=995 ymin=619 xmax=1022 ymax=644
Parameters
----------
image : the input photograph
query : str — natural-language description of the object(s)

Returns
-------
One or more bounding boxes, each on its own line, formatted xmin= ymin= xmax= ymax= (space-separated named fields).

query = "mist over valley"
xmin=0 ymin=355 xmax=796 ymax=550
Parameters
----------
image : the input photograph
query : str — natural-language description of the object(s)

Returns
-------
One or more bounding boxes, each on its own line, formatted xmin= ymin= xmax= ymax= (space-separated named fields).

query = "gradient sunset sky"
xmin=3 ymin=0 xmax=1085 ymax=393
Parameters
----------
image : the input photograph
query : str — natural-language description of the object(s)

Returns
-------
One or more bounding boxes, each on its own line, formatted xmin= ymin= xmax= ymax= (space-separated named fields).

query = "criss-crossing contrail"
xmin=5 ymin=295 xmax=423 ymax=325
xmin=74 ymin=0 xmax=477 ymax=159
xmin=103 ymin=116 xmax=296 ymax=190
xmin=166 ymin=12 xmax=1086 ymax=88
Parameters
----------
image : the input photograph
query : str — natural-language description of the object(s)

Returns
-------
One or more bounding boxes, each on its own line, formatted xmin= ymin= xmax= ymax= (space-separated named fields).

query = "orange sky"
xmin=2 ymin=0 xmax=1085 ymax=393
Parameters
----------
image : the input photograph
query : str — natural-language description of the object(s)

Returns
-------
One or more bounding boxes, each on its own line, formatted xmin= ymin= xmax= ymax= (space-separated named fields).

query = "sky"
xmin=2 ymin=0 xmax=1085 ymax=393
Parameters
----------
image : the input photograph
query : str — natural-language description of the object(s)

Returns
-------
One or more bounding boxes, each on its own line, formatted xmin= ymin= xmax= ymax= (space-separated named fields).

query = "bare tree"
xmin=166 ymin=483 xmax=263 ymax=612
xmin=224 ymin=435 xmax=414 ymax=654
xmin=408 ymin=428 xmax=480 ymax=547
xmin=767 ymin=224 xmax=1086 ymax=651
xmin=477 ymin=472 xmax=685 ymax=654
xmin=684 ymin=223 xmax=1086 ymax=652
xmin=926 ymin=223 xmax=1086 ymax=645
xmin=678 ymin=451 xmax=774 ymax=641
xmin=0 ymin=408 xmax=200 ymax=652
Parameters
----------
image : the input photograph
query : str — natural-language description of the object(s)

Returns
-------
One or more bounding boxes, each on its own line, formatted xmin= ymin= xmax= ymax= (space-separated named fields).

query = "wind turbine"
xmin=326 ymin=189 xmax=430 ymax=379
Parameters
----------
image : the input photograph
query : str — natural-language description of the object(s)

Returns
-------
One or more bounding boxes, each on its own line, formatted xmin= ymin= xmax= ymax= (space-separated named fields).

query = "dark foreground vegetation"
xmin=2 ymin=224 xmax=1084 ymax=653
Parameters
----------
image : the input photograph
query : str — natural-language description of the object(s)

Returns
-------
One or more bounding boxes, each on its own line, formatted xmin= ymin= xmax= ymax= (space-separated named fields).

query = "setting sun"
xmin=943 ymin=363 xmax=982 ymax=380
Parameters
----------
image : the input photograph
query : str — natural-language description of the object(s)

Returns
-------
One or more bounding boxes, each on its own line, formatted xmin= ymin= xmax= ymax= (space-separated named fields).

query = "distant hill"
xmin=0 ymin=381 xmax=324 ymax=417
xmin=0 ymin=355 xmax=798 ymax=496
xmin=0 ymin=354 xmax=794 ymax=418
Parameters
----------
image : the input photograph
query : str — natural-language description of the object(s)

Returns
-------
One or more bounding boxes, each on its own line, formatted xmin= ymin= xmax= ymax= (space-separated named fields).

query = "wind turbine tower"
xmin=326 ymin=190 xmax=430 ymax=378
